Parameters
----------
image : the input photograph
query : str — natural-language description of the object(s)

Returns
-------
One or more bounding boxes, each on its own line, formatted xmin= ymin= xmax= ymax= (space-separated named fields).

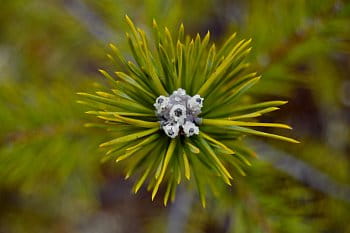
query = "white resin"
xmin=154 ymin=88 xmax=203 ymax=138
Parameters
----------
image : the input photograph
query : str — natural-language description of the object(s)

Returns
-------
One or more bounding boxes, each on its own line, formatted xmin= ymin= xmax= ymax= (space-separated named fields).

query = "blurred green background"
xmin=0 ymin=0 xmax=349 ymax=232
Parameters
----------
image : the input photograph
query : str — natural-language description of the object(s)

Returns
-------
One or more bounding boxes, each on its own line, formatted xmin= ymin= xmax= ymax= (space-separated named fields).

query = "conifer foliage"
xmin=78 ymin=16 xmax=298 ymax=206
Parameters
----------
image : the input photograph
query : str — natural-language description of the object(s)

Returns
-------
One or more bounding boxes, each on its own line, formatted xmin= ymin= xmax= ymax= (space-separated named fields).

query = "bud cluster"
xmin=154 ymin=88 xmax=203 ymax=138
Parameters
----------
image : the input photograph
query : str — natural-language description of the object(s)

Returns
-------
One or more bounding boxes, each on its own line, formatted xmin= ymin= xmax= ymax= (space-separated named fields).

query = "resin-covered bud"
xmin=162 ymin=122 xmax=179 ymax=138
xmin=155 ymin=88 xmax=203 ymax=138
xmin=154 ymin=96 xmax=169 ymax=114
xmin=183 ymin=121 xmax=199 ymax=137
xmin=187 ymin=94 xmax=204 ymax=113
xmin=170 ymin=104 xmax=187 ymax=125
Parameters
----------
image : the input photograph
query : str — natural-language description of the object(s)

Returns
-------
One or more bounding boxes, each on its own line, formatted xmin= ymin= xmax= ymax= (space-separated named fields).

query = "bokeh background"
xmin=0 ymin=0 xmax=349 ymax=232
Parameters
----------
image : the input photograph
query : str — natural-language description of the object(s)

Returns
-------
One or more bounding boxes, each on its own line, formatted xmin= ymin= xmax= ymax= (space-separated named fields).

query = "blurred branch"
xmin=258 ymin=1 xmax=343 ymax=71
xmin=0 ymin=120 xmax=83 ymax=146
xmin=248 ymin=139 xmax=350 ymax=203
xmin=238 ymin=183 xmax=274 ymax=233
xmin=250 ymin=1 xmax=350 ymax=203
xmin=166 ymin=186 xmax=193 ymax=233
xmin=63 ymin=0 xmax=114 ymax=43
